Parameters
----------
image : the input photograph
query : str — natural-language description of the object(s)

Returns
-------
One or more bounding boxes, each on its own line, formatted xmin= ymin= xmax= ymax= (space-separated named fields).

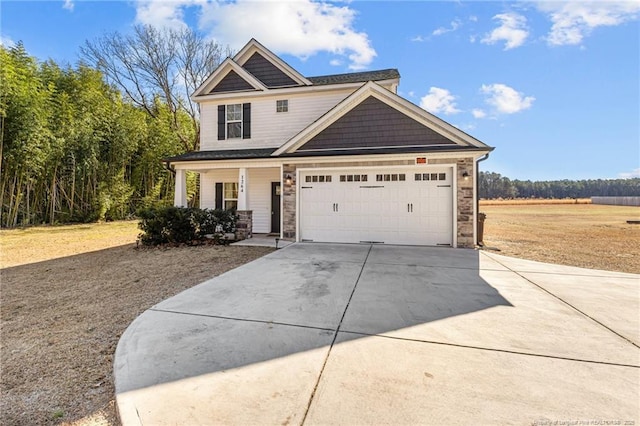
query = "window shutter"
xmin=215 ymin=182 xmax=223 ymax=209
xmin=217 ymin=105 xmax=225 ymax=140
xmin=242 ymin=103 xmax=251 ymax=139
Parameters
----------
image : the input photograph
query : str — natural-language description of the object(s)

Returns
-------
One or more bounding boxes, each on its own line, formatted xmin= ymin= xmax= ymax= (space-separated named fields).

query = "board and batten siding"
xmin=200 ymin=90 xmax=352 ymax=151
xmin=200 ymin=167 xmax=280 ymax=234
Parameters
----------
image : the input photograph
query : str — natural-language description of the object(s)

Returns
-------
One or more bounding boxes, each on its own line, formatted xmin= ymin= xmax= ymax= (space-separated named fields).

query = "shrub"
xmin=137 ymin=206 xmax=237 ymax=246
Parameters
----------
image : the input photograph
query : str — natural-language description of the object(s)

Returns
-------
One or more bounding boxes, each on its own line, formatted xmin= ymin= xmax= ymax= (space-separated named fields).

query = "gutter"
xmin=164 ymin=161 xmax=176 ymax=175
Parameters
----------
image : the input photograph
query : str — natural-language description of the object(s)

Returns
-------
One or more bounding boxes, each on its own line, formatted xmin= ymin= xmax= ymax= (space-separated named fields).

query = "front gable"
xmin=234 ymin=39 xmax=311 ymax=87
xmin=210 ymin=70 xmax=256 ymax=93
xmin=274 ymin=82 xmax=489 ymax=156
xmin=242 ymin=52 xmax=299 ymax=88
xmin=297 ymin=96 xmax=457 ymax=152
xmin=192 ymin=58 xmax=267 ymax=97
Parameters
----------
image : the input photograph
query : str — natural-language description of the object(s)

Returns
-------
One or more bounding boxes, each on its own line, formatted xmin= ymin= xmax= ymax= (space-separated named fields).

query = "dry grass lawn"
xmin=481 ymin=203 xmax=640 ymax=274
xmin=0 ymin=221 xmax=273 ymax=425
xmin=1 ymin=205 xmax=638 ymax=425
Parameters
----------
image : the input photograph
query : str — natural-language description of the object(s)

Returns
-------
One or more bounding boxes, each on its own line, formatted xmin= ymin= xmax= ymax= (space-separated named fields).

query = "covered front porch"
xmin=173 ymin=165 xmax=283 ymax=236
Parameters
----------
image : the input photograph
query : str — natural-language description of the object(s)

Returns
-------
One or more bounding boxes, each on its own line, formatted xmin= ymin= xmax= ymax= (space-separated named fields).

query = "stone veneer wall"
xmin=429 ymin=157 xmax=475 ymax=248
xmin=236 ymin=210 xmax=253 ymax=240
xmin=281 ymin=157 xmax=476 ymax=248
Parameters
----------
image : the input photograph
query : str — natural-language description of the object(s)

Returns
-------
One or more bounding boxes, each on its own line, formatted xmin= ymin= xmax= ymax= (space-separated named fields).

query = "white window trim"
xmin=226 ymin=104 xmax=242 ymax=139
xmin=223 ymin=182 xmax=238 ymax=210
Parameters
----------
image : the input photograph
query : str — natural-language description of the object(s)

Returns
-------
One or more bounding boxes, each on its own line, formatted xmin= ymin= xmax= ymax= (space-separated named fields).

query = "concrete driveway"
xmin=115 ymin=244 xmax=639 ymax=425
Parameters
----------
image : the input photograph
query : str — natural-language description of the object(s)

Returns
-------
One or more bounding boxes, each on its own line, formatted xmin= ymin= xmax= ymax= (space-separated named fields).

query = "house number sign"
xmin=240 ymin=174 xmax=245 ymax=193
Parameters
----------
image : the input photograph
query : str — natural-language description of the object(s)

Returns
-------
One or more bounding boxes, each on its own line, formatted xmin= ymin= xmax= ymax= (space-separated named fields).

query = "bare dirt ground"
xmin=0 ymin=221 xmax=273 ymax=425
xmin=481 ymin=203 xmax=640 ymax=274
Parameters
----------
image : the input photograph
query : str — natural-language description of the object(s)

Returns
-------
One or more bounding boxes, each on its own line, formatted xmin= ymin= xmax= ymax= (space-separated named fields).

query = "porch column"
xmin=238 ymin=167 xmax=249 ymax=210
xmin=174 ymin=169 xmax=187 ymax=207
xmin=238 ymin=167 xmax=248 ymax=210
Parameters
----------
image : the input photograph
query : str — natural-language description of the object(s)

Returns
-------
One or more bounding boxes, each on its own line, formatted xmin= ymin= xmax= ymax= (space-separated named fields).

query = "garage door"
xmin=299 ymin=167 xmax=453 ymax=246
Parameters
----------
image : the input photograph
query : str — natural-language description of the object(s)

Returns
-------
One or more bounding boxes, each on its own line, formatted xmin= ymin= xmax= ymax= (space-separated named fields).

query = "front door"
xmin=271 ymin=182 xmax=281 ymax=233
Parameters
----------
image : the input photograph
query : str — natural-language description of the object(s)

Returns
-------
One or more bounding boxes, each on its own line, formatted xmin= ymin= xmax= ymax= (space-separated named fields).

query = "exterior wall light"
xmin=462 ymin=171 xmax=470 ymax=180
xmin=284 ymin=173 xmax=293 ymax=185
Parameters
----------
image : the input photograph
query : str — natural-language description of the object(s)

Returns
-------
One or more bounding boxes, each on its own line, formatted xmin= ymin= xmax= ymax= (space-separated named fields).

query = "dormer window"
xmin=276 ymin=100 xmax=289 ymax=113
xmin=218 ymin=103 xmax=251 ymax=140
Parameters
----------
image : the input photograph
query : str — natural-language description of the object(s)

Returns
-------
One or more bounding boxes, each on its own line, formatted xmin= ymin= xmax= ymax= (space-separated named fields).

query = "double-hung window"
xmin=226 ymin=104 xmax=242 ymax=139
xmin=223 ymin=182 xmax=238 ymax=210
xmin=218 ymin=103 xmax=251 ymax=140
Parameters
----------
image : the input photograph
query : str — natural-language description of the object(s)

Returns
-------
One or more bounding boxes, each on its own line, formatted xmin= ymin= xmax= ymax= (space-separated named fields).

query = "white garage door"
xmin=299 ymin=167 xmax=453 ymax=246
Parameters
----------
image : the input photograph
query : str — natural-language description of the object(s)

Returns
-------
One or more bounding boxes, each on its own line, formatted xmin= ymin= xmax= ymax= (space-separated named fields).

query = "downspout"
xmin=476 ymin=153 xmax=490 ymax=246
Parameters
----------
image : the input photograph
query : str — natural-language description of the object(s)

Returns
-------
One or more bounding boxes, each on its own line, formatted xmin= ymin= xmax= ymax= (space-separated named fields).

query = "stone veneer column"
xmin=282 ymin=164 xmax=297 ymax=240
xmin=456 ymin=158 xmax=475 ymax=248
xmin=236 ymin=210 xmax=253 ymax=241
xmin=430 ymin=157 xmax=475 ymax=248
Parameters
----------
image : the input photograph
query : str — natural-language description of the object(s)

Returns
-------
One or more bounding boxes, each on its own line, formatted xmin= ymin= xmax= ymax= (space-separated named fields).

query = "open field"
xmin=481 ymin=203 xmax=640 ymax=274
xmin=480 ymin=198 xmax=591 ymax=205
xmin=0 ymin=222 xmax=273 ymax=425
xmin=1 ymin=205 xmax=638 ymax=425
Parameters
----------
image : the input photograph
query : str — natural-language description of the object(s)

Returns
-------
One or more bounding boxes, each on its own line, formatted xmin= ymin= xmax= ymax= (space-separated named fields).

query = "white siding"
xmin=248 ymin=168 xmax=280 ymax=233
xmin=200 ymin=167 xmax=280 ymax=234
xmin=200 ymin=90 xmax=352 ymax=151
xmin=200 ymin=169 xmax=239 ymax=209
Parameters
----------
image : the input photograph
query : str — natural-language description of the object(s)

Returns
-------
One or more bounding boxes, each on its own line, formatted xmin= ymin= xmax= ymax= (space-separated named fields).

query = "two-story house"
xmin=165 ymin=39 xmax=493 ymax=248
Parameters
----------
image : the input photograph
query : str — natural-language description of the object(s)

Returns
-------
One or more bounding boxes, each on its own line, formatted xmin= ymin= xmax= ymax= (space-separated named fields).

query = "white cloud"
xmin=0 ymin=35 xmax=15 ymax=48
xmin=420 ymin=87 xmax=461 ymax=115
xmin=619 ymin=168 xmax=640 ymax=179
xmin=411 ymin=35 xmax=426 ymax=42
xmin=472 ymin=108 xmax=487 ymax=119
xmin=196 ymin=0 xmax=376 ymax=70
xmin=469 ymin=15 xmax=478 ymax=23
xmin=480 ymin=83 xmax=535 ymax=114
xmin=62 ymin=0 xmax=74 ymax=11
xmin=135 ymin=0 xmax=200 ymax=30
xmin=481 ymin=12 xmax=529 ymax=50
xmin=329 ymin=59 xmax=342 ymax=66
xmin=432 ymin=19 xmax=461 ymax=36
xmin=537 ymin=1 xmax=640 ymax=46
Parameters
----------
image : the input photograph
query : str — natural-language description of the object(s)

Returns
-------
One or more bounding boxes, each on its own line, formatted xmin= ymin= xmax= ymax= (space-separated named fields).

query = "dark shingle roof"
xmin=283 ymin=145 xmax=490 ymax=157
xmin=165 ymin=148 xmax=277 ymax=162
xmin=307 ymin=69 xmax=400 ymax=86
xmin=164 ymin=145 xmax=492 ymax=163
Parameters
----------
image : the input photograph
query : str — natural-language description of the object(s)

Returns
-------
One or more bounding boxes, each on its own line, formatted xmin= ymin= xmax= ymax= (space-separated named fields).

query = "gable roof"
xmin=233 ymin=39 xmax=311 ymax=87
xmin=273 ymin=82 xmax=491 ymax=156
xmin=242 ymin=52 xmax=300 ymax=88
xmin=192 ymin=58 xmax=267 ymax=97
xmin=192 ymin=39 xmax=400 ymax=99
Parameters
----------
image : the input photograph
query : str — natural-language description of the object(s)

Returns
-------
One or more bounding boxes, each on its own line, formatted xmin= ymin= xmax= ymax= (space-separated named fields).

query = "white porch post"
xmin=174 ymin=169 xmax=187 ymax=207
xmin=238 ymin=167 xmax=248 ymax=210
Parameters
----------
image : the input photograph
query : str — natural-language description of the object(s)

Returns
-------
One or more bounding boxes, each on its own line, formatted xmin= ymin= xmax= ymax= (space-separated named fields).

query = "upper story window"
xmin=226 ymin=104 xmax=242 ymax=138
xmin=218 ymin=103 xmax=251 ymax=140
xmin=276 ymin=100 xmax=289 ymax=113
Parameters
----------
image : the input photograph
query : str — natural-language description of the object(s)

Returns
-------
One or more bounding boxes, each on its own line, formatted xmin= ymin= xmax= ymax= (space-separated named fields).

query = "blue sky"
xmin=1 ymin=0 xmax=639 ymax=181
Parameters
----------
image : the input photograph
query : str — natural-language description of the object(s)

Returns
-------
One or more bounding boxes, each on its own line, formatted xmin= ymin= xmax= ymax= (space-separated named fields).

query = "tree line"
xmin=479 ymin=171 xmax=640 ymax=199
xmin=0 ymin=26 xmax=225 ymax=228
